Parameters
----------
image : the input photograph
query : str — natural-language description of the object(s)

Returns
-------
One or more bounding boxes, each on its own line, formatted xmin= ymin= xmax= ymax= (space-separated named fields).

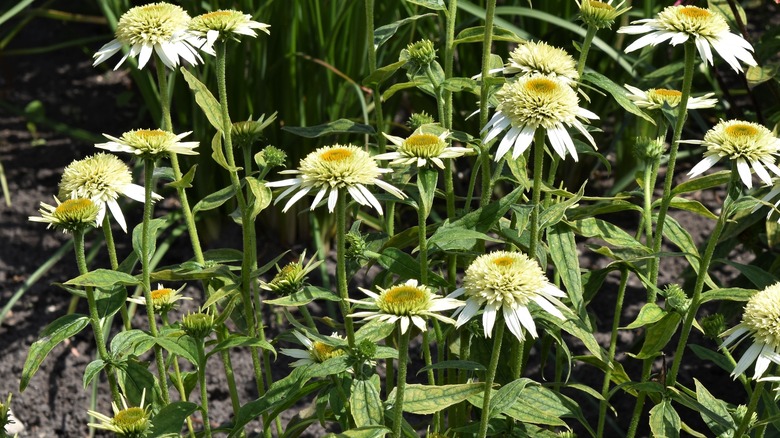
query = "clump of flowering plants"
xmin=13 ymin=1 xmax=780 ymax=438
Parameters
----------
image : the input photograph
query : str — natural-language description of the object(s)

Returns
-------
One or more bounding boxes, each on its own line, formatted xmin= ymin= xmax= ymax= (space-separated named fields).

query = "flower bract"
xmin=96 ymin=129 xmax=199 ymax=158
xmin=624 ymin=84 xmax=717 ymax=111
xmin=190 ymin=9 xmax=270 ymax=53
xmin=265 ymin=144 xmax=405 ymax=214
xmin=376 ymin=128 xmax=471 ymax=169
xmin=29 ymin=197 xmax=99 ymax=233
xmin=618 ymin=5 xmax=756 ymax=73
xmin=348 ymin=279 xmax=464 ymax=334
xmin=721 ymin=282 xmax=780 ymax=379
xmin=482 ymin=75 xmax=598 ymax=161
xmin=686 ymin=120 xmax=780 ymax=189
xmin=451 ymin=251 xmax=568 ymax=342
xmin=577 ymin=0 xmax=630 ymax=29
xmin=93 ymin=2 xmax=205 ymax=70
xmin=59 ymin=153 xmax=159 ymax=233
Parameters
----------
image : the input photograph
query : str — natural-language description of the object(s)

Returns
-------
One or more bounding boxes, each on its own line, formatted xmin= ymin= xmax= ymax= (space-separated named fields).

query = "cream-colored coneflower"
xmin=58 ymin=153 xmax=159 ymax=233
xmin=686 ymin=120 xmax=780 ymax=189
xmin=265 ymin=144 xmax=406 ymax=214
xmin=128 ymin=283 xmax=190 ymax=314
xmin=503 ymin=41 xmax=579 ymax=85
xmin=375 ymin=128 xmax=472 ymax=169
xmin=96 ymin=129 xmax=199 ymax=158
xmin=624 ymin=84 xmax=717 ymax=111
xmin=451 ymin=251 xmax=568 ymax=342
xmin=189 ymin=9 xmax=270 ymax=53
xmin=721 ymin=282 xmax=780 ymax=379
xmin=482 ymin=75 xmax=598 ymax=161
xmin=29 ymin=197 xmax=99 ymax=233
xmin=87 ymin=389 xmax=152 ymax=438
xmin=280 ymin=331 xmax=347 ymax=367
xmin=93 ymin=2 xmax=205 ymax=70
xmin=260 ymin=251 xmax=322 ymax=296
xmin=618 ymin=5 xmax=756 ymax=73
xmin=348 ymin=279 xmax=464 ymax=334
xmin=576 ymin=0 xmax=630 ymax=30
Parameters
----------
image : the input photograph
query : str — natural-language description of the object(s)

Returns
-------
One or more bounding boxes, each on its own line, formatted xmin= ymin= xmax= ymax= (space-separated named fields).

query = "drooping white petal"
xmin=688 ymin=155 xmax=721 ymax=178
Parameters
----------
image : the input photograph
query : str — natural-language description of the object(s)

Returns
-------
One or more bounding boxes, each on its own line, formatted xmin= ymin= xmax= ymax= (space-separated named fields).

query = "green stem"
xmin=101 ymin=215 xmax=130 ymax=331
xmin=162 ymin=313 xmax=196 ymax=438
xmin=392 ymin=327 xmax=412 ymax=438
xmin=417 ymin=203 xmax=428 ymax=285
xmin=443 ymin=0 xmax=458 ymax=284
xmin=73 ymin=229 xmax=121 ymax=405
xmin=478 ymin=319 xmax=505 ymax=438
xmin=597 ymin=267 xmax=628 ymax=438
xmin=454 ymin=329 xmax=471 ymax=431
xmin=642 ymin=159 xmax=659 ymax=246
xmin=626 ymin=360 xmax=653 ymax=438
xmin=735 ymin=380 xmax=766 ymax=437
xmin=667 ymin=168 xmax=740 ymax=386
xmin=576 ymin=25 xmax=598 ymax=79
xmin=155 ymin=61 xmax=173 ymax=132
xmin=648 ymin=41 xmax=696 ymax=293
xmin=336 ymin=194 xmax=356 ymax=347
xmin=195 ymin=339 xmax=212 ymax=437
xmin=141 ymin=158 xmax=170 ymax=404
xmin=478 ymin=0 xmax=497 ymax=207
xmin=528 ymin=128 xmax=545 ymax=261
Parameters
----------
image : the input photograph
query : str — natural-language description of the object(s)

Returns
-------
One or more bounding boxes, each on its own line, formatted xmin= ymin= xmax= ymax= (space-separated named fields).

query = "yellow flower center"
xmin=312 ymin=341 xmax=344 ymax=362
xmin=587 ymin=1 xmax=614 ymax=11
xmin=402 ymin=133 xmax=446 ymax=158
xmin=492 ymin=256 xmax=515 ymax=267
xmin=151 ymin=288 xmax=174 ymax=300
xmin=136 ymin=130 xmax=166 ymax=140
xmin=679 ymin=6 xmax=710 ymax=19
xmin=647 ymin=88 xmax=682 ymax=107
xmin=653 ymin=89 xmax=681 ymax=98
xmin=377 ymin=284 xmax=431 ymax=316
xmin=525 ymin=77 xmax=558 ymax=94
xmin=725 ymin=124 xmax=759 ymax=138
xmin=113 ymin=407 xmax=148 ymax=431
xmin=385 ymin=286 xmax=426 ymax=305
xmin=201 ymin=10 xmax=233 ymax=19
xmin=321 ymin=148 xmax=353 ymax=162
xmin=55 ymin=199 xmax=94 ymax=216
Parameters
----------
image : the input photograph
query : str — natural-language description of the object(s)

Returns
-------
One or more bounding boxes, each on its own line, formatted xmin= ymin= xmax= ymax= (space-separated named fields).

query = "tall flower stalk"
xmin=478 ymin=0 xmax=497 ymax=207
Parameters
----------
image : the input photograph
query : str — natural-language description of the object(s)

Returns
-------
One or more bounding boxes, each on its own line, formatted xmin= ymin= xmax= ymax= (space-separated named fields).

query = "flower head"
xmin=686 ymin=120 xmax=780 ymax=188
xmin=260 ymin=251 xmax=322 ymax=296
xmin=376 ymin=128 xmax=472 ymax=169
xmin=349 ymin=279 xmax=464 ymax=334
xmin=96 ymin=129 xmax=199 ymax=159
xmin=721 ymin=282 xmax=780 ymax=379
xmin=29 ymin=197 xmax=99 ymax=233
xmin=93 ymin=2 xmax=205 ymax=70
xmin=128 ymin=283 xmax=190 ymax=314
xmin=577 ymin=0 xmax=630 ymax=29
xmin=88 ymin=389 xmax=152 ymax=438
xmin=451 ymin=251 xmax=567 ymax=342
xmin=482 ymin=75 xmax=598 ymax=161
xmin=190 ymin=9 xmax=270 ymax=53
xmin=265 ymin=144 xmax=406 ymax=214
xmin=401 ymin=39 xmax=437 ymax=74
xmin=280 ymin=331 xmax=347 ymax=367
xmin=618 ymin=5 xmax=756 ymax=73
xmin=181 ymin=311 xmax=215 ymax=339
xmin=633 ymin=136 xmax=668 ymax=161
xmin=58 ymin=153 xmax=159 ymax=233
xmin=503 ymin=41 xmax=579 ymax=85
xmin=624 ymin=84 xmax=717 ymax=111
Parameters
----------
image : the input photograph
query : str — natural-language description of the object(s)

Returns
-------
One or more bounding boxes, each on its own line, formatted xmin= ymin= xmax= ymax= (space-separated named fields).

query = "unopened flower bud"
xmin=634 ymin=136 xmax=667 ymax=161
xmin=662 ymin=284 xmax=690 ymax=313
xmin=182 ymin=311 xmax=215 ymax=339
xmin=701 ymin=313 xmax=725 ymax=340
xmin=407 ymin=112 xmax=435 ymax=131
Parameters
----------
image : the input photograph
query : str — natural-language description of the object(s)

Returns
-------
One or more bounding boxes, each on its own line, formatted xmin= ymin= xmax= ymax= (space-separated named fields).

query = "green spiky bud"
xmin=182 ymin=311 xmax=215 ymax=339
xmin=701 ymin=313 xmax=726 ymax=340
xmin=407 ymin=111 xmax=435 ymax=130
xmin=662 ymin=284 xmax=690 ymax=313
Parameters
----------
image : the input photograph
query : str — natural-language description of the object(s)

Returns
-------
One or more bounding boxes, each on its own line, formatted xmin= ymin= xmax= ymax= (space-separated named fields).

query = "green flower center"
xmin=321 ymin=148 xmax=353 ymax=162
xmin=113 ymin=407 xmax=149 ymax=434
xmin=378 ymin=285 xmax=431 ymax=316
xmin=402 ymin=133 xmax=445 ymax=158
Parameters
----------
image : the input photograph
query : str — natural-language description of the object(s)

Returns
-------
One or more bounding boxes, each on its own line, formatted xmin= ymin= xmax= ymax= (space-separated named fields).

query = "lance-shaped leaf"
xmin=21 ymin=314 xmax=89 ymax=391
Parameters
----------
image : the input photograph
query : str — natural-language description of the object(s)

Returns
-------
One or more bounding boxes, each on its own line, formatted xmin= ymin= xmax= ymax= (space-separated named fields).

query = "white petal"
xmin=547 ymin=127 xmax=570 ymax=161
xmin=357 ymin=184 xmax=383 ymax=214
xmin=736 ymin=159 xmax=753 ymax=189
xmin=496 ymin=127 xmax=521 ymax=160
xmin=752 ymin=160 xmax=773 ymax=186
xmin=512 ymin=126 xmax=536 ymax=159
xmin=532 ymin=295 xmax=564 ymax=320
xmin=138 ymin=44 xmax=154 ymax=70
xmin=503 ymin=305 xmax=525 ymax=342
xmin=327 ymin=189 xmax=339 ymax=212
xmin=455 ymin=298 xmax=481 ymax=327
xmin=482 ymin=304 xmax=498 ymax=337
xmin=412 ymin=316 xmax=427 ymax=332
xmin=733 ymin=341 xmax=763 ymax=377
xmin=282 ymin=186 xmax=312 ymax=212
xmin=311 ymin=186 xmax=328 ymax=209
xmin=400 ymin=316 xmax=410 ymax=334
xmin=347 ymin=186 xmax=368 ymax=206
xmin=688 ymin=155 xmax=721 ymax=178
xmin=106 ymin=199 xmax=127 ymax=232
xmin=483 ymin=115 xmax=511 ymax=144
xmin=515 ymin=306 xmax=537 ymax=339
xmin=122 ymin=183 xmax=147 ymax=203
xmin=694 ymin=35 xmax=714 ymax=66
xmin=480 ymin=111 xmax=505 ymax=135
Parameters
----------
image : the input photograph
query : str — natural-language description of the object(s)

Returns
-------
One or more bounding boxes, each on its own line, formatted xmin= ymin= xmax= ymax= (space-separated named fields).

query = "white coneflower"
xmin=482 ymin=75 xmax=598 ymax=161
xmin=451 ymin=251 xmax=568 ymax=342
xmin=87 ymin=389 xmax=151 ymax=438
xmin=502 ymin=41 xmax=579 ymax=85
xmin=189 ymin=9 xmax=270 ymax=53
xmin=128 ymin=283 xmax=190 ymax=314
xmin=686 ymin=120 xmax=780 ymax=189
xmin=265 ymin=144 xmax=406 ymax=214
xmin=618 ymin=5 xmax=756 ymax=73
xmin=375 ymin=128 xmax=472 ymax=169
xmin=722 ymin=283 xmax=780 ymax=379
xmin=93 ymin=2 xmax=205 ymax=70
xmin=29 ymin=197 xmax=99 ymax=233
xmin=576 ymin=0 xmax=630 ymax=30
xmin=59 ymin=153 xmax=159 ymax=233
xmin=96 ymin=129 xmax=199 ymax=159
xmin=280 ymin=331 xmax=347 ymax=367
xmin=348 ymin=279 xmax=464 ymax=334
xmin=624 ymin=84 xmax=717 ymax=111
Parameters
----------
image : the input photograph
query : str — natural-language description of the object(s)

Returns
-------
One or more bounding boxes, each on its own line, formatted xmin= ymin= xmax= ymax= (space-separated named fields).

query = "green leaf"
xmin=111 ymin=329 xmax=155 ymax=358
xmin=499 ymin=385 xmax=573 ymax=427
xmin=450 ymin=185 xmax=524 ymax=232
xmin=746 ymin=65 xmax=778 ymax=87
xmin=180 ymin=67 xmax=223 ymax=131
xmin=192 ymin=185 xmax=236 ymax=215
xmin=374 ymin=14 xmax=436 ymax=49
xmin=211 ymin=131 xmax=239 ymax=172
xmin=624 ymin=303 xmax=666 ymax=329
xmin=131 ymin=217 xmax=169 ymax=263
xmin=440 ymin=77 xmax=479 ymax=95
xmin=207 ymin=335 xmax=276 ymax=359
xmin=718 ymin=260 xmax=778 ymax=289
xmin=548 ymin=223 xmax=584 ymax=315
xmin=427 ymin=226 xmax=502 ymax=252
xmin=582 ymin=71 xmax=654 ymax=123
xmin=21 ymin=314 xmax=89 ymax=391
xmin=700 ymin=287 xmax=755 ymax=304
xmin=453 ymin=25 xmax=525 ymax=45
xmin=95 ymin=287 xmax=129 ymax=319
xmin=635 ymin=313 xmax=682 ymax=359
xmin=689 ymin=344 xmax=735 ymax=375
xmin=392 ymin=383 xmax=484 ymax=414
xmin=694 ymin=379 xmax=737 ymax=437
xmin=671 ymin=171 xmax=730 ymax=196
xmin=382 ymin=80 xmax=427 ymax=101
xmin=151 ymin=402 xmax=199 ymax=435
xmin=350 ymin=376 xmax=383 ymax=427
xmin=308 ymin=356 xmax=353 ymax=378
xmin=355 ymin=319 xmax=396 ymax=343
xmin=649 ymin=399 xmax=682 ymax=438
xmin=362 ymin=60 xmax=405 ymax=87
xmin=405 ymin=0 xmax=445 ymax=10
xmin=663 ymin=216 xmax=717 ymax=290
xmin=155 ymin=333 xmax=199 ymax=366
xmin=246 ymin=176 xmax=272 ymax=220
xmin=666 ymin=197 xmax=718 ymax=220
xmin=417 ymin=360 xmax=486 ymax=375
xmin=118 ymin=359 xmax=158 ymax=408
xmin=377 ymin=247 xmax=448 ymax=287
xmin=282 ymin=119 xmax=375 ymax=138
xmin=265 ymin=285 xmax=340 ymax=306
xmin=324 ymin=426 xmax=392 ymax=438
xmin=65 ymin=269 xmax=139 ymax=288
xmin=416 ymin=167 xmax=438 ymax=218
xmin=83 ymin=359 xmax=106 ymax=389
xmin=490 ymin=378 xmax=531 ymax=420
xmin=166 ymin=164 xmax=197 ymax=189
xmin=568 ymin=217 xmax=648 ymax=255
